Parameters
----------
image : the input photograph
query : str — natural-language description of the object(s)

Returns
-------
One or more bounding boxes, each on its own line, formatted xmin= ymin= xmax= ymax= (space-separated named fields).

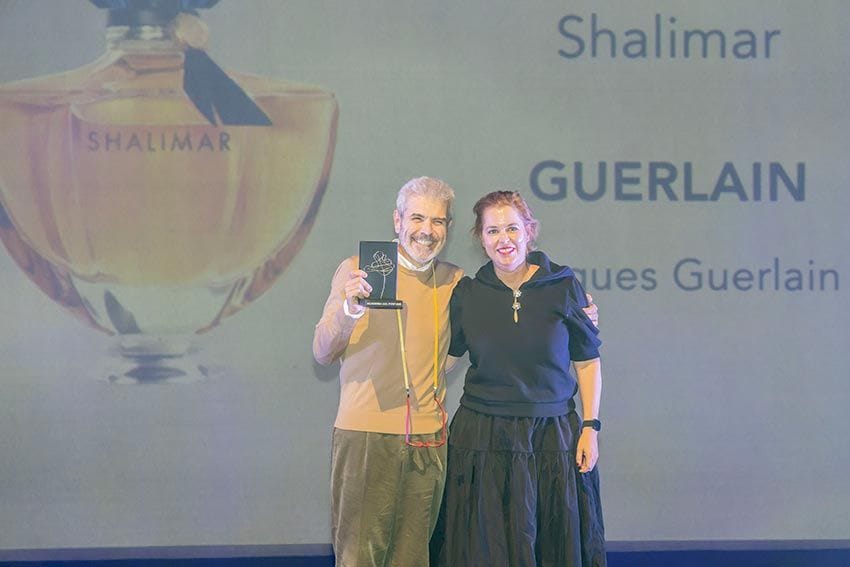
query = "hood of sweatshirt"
xmin=474 ymin=250 xmax=575 ymax=290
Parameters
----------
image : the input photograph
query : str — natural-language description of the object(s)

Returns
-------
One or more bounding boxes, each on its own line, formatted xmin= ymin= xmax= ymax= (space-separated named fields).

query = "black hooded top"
xmin=449 ymin=250 xmax=601 ymax=417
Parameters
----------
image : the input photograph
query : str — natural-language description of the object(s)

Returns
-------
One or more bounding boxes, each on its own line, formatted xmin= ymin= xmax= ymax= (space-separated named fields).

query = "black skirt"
xmin=430 ymin=405 xmax=606 ymax=567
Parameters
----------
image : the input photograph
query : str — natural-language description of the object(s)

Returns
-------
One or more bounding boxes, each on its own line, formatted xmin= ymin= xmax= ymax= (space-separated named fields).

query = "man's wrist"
xmin=342 ymin=298 xmax=365 ymax=319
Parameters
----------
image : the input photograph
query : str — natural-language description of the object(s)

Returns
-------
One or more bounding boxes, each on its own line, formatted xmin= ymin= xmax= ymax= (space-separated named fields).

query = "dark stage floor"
xmin=2 ymin=541 xmax=850 ymax=566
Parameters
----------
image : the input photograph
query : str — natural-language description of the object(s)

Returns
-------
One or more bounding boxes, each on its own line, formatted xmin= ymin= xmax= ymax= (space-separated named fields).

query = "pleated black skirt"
xmin=430 ymin=405 xmax=606 ymax=567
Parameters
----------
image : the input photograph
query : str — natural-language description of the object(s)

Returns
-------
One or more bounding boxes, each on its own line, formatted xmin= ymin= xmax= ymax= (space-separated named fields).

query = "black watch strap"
xmin=581 ymin=419 xmax=602 ymax=432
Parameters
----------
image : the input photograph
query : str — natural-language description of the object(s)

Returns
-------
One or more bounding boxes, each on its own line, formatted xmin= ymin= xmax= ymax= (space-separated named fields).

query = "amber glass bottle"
xmin=0 ymin=0 xmax=338 ymax=381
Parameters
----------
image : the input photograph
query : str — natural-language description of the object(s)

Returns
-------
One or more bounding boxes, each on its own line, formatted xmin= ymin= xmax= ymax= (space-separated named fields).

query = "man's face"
xmin=393 ymin=194 xmax=449 ymax=266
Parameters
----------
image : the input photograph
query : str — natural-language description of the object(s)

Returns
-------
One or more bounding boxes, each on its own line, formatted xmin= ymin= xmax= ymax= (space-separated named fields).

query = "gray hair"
xmin=396 ymin=176 xmax=455 ymax=223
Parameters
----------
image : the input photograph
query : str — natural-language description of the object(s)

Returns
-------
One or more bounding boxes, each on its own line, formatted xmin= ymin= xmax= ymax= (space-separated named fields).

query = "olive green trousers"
xmin=331 ymin=428 xmax=447 ymax=567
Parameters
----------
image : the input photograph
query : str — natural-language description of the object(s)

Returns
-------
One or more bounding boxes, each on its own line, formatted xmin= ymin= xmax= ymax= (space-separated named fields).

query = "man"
xmin=313 ymin=177 xmax=459 ymax=567
xmin=313 ymin=177 xmax=597 ymax=566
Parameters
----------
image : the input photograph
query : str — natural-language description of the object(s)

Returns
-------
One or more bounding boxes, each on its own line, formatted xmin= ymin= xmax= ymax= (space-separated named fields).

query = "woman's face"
xmin=480 ymin=205 xmax=529 ymax=273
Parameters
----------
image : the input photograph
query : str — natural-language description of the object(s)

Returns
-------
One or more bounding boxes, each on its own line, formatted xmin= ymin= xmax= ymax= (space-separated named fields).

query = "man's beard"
xmin=402 ymin=233 xmax=442 ymax=264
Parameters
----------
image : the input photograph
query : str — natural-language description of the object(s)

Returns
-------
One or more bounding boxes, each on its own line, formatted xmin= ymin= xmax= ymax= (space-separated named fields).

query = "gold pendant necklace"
xmin=499 ymin=262 xmax=532 ymax=324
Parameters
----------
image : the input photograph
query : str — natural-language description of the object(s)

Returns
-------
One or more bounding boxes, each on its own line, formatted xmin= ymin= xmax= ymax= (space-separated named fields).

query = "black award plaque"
xmin=359 ymin=241 xmax=403 ymax=309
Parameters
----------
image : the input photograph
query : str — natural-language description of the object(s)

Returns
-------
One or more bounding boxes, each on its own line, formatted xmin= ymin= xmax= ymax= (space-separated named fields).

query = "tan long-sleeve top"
xmin=313 ymin=256 xmax=463 ymax=434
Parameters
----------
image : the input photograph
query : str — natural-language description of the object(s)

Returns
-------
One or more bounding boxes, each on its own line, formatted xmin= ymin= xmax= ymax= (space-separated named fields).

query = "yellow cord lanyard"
xmin=395 ymin=263 xmax=447 ymax=448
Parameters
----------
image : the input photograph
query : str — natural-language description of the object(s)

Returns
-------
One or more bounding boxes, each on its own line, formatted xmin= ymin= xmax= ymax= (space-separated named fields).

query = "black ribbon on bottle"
xmin=183 ymin=48 xmax=272 ymax=126
xmin=91 ymin=0 xmax=272 ymax=126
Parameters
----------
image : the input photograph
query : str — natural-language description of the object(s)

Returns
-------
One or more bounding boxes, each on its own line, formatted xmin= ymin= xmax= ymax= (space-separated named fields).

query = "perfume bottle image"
xmin=0 ymin=0 xmax=338 ymax=382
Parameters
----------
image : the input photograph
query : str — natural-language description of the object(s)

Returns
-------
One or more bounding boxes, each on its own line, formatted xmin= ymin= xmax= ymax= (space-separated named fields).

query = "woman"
xmin=431 ymin=191 xmax=606 ymax=566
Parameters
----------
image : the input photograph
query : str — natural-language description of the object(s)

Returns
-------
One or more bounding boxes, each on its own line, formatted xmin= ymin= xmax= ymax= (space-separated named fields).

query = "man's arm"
xmin=583 ymin=292 xmax=598 ymax=326
xmin=312 ymin=258 xmax=371 ymax=365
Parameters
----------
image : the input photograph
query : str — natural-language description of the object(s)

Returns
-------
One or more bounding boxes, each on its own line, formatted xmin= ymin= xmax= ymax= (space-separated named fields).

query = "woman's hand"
xmin=576 ymin=427 xmax=599 ymax=473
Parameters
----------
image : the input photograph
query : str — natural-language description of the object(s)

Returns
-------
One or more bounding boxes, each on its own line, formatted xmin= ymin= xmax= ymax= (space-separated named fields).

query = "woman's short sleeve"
xmin=565 ymin=277 xmax=602 ymax=361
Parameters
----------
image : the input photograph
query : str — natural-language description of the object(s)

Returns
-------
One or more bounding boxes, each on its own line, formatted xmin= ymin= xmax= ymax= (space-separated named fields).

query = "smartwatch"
xmin=581 ymin=419 xmax=602 ymax=432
